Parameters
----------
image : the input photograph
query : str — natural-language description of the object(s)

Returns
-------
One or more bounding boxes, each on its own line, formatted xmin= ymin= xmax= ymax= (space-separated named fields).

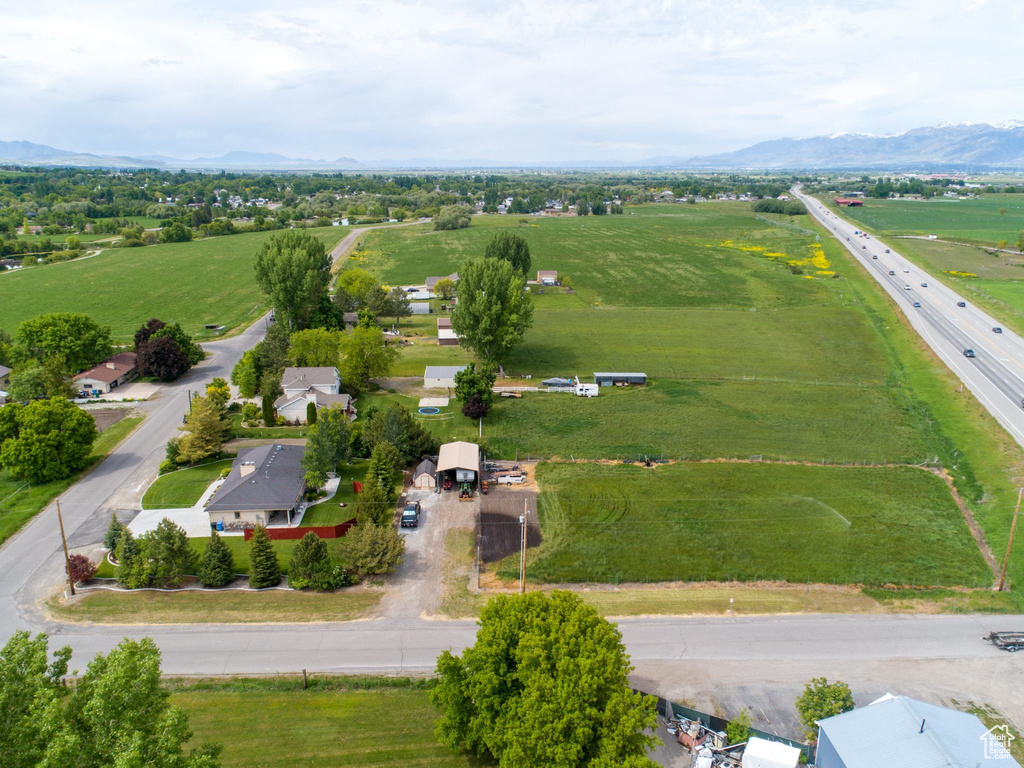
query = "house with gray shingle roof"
xmin=206 ymin=444 xmax=306 ymax=528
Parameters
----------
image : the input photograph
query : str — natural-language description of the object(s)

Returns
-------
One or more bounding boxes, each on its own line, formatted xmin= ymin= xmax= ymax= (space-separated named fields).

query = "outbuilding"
xmin=593 ymin=371 xmax=647 ymax=387
xmin=424 ymin=365 xmax=467 ymax=388
xmin=542 ymin=377 xmax=573 ymax=387
xmin=742 ymin=737 xmax=801 ymax=768
xmin=436 ymin=441 xmax=480 ymax=484
xmin=438 ymin=328 xmax=459 ymax=346
xmin=410 ymin=302 xmax=431 ymax=315
xmin=537 ymin=270 xmax=558 ymax=285
xmin=413 ymin=459 xmax=437 ymax=489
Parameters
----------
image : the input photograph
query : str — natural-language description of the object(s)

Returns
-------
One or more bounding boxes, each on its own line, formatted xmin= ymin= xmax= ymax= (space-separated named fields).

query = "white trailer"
xmin=575 ymin=383 xmax=599 ymax=397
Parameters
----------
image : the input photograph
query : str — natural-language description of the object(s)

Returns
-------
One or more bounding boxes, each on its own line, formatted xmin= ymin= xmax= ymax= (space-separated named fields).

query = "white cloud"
xmin=0 ymin=0 xmax=1021 ymax=162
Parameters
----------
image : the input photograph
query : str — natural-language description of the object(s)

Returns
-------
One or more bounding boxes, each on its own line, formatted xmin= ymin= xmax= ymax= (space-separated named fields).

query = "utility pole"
xmin=519 ymin=498 xmax=528 ymax=594
xmin=997 ymin=487 xmax=1022 ymax=591
xmin=56 ymin=499 xmax=75 ymax=597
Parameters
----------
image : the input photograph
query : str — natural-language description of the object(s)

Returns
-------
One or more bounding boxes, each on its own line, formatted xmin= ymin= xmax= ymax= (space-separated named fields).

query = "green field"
xmin=819 ymin=194 xmax=1024 ymax=244
xmin=171 ymin=681 xmax=476 ymax=768
xmin=0 ymin=227 xmax=347 ymax=341
xmin=0 ymin=415 xmax=143 ymax=545
xmin=141 ymin=460 xmax=233 ymax=509
xmin=506 ymin=462 xmax=992 ymax=587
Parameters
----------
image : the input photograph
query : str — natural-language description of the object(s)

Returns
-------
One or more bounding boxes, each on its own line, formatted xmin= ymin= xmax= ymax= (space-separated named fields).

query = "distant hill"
xmin=0 ymin=140 xmax=163 ymax=168
xmin=682 ymin=122 xmax=1024 ymax=170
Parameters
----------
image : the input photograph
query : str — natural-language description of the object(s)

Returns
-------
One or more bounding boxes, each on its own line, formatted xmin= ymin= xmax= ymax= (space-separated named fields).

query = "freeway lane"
xmin=794 ymin=187 xmax=1024 ymax=449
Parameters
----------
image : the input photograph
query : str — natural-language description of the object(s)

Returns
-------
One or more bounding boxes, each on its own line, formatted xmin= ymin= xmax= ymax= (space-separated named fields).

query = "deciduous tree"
xmin=484 ymin=231 xmax=532 ymax=276
xmin=205 ymin=377 xmax=230 ymax=408
xmin=384 ymin=287 xmax=412 ymax=326
xmin=0 ymin=398 xmax=97 ymax=483
xmin=68 ymin=553 xmax=97 ymax=584
xmin=16 ymin=312 xmax=113 ymax=371
xmin=339 ymin=324 xmax=399 ymax=394
xmin=253 ymin=230 xmax=332 ymax=329
xmin=454 ymin=362 xmax=496 ymax=408
xmin=134 ymin=318 xmax=167 ymax=352
xmin=451 ymin=257 xmax=533 ymax=374
xmin=0 ymin=631 xmax=70 ymax=768
xmin=231 ymin=349 xmax=261 ymax=398
xmin=289 ymin=328 xmax=344 ymax=367
xmin=151 ymin=321 xmax=203 ymax=365
xmin=795 ymin=677 xmax=854 ymax=740
xmin=434 ymin=277 xmax=457 ymax=300
xmin=432 ymin=591 xmax=659 ymax=767
xmin=301 ymin=405 xmax=351 ymax=488
xmin=138 ymin=335 xmax=191 ymax=381
xmin=433 ymin=205 xmax=472 ymax=231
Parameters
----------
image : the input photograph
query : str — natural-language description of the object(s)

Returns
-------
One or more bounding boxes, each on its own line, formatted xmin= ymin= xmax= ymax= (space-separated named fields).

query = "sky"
xmin=1 ymin=0 xmax=1022 ymax=163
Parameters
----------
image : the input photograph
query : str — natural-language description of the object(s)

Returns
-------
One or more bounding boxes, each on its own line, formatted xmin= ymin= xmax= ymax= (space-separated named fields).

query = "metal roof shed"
xmin=742 ymin=737 xmax=800 ymax=768
xmin=816 ymin=694 xmax=1020 ymax=768
xmin=593 ymin=372 xmax=647 ymax=386
xmin=436 ymin=441 xmax=480 ymax=482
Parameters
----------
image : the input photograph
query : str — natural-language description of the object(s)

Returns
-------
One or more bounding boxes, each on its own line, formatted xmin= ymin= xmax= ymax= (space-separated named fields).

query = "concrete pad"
xmin=418 ymin=397 xmax=449 ymax=407
xmin=99 ymin=382 xmax=159 ymax=401
xmin=128 ymin=508 xmax=211 ymax=538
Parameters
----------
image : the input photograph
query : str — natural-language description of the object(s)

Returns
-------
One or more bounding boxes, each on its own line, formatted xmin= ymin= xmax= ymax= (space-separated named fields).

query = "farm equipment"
xmin=480 ymin=480 xmax=489 ymax=495
xmin=984 ymin=631 xmax=1024 ymax=652
xmin=459 ymin=482 xmax=473 ymax=501
xmin=442 ymin=477 xmax=453 ymax=491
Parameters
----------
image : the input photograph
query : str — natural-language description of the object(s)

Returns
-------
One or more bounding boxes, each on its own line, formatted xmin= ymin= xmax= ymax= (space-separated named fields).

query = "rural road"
xmin=796 ymin=186 xmax=1024 ymax=450
xmin=1 ymin=215 xmax=1022 ymax=724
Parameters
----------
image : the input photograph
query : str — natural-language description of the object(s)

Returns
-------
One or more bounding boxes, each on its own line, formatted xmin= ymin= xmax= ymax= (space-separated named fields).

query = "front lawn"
xmin=227 ymin=412 xmax=310 ymax=439
xmin=141 ymin=460 xmax=234 ymax=509
xmin=301 ymin=460 xmax=369 ymax=526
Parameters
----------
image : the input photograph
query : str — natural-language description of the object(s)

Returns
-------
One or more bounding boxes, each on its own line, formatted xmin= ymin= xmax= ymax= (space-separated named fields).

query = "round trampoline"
xmin=418 ymin=407 xmax=441 ymax=415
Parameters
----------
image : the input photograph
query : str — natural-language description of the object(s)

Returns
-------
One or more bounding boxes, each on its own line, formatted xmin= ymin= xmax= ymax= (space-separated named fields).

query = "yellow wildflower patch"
xmin=942 ymin=269 xmax=978 ymax=279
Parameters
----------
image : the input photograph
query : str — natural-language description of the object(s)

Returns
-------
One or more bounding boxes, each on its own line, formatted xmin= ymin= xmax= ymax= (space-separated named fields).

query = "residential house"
xmin=273 ymin=367 xmax=354 ymax=424
xmin=816 ymin=693 xmax=1020 ymax=768
xmin=206 ymin=444 xmax=306 ymax=528
xmin=0 ymin=364 xmax=10 ymax=404
xmin=537 ymin=270 xmax=558 ymax=285
xmin=425 ymin=273 xmax=459 ymax=291
xmin=424 ymin=365 xmax=467 ymax=388
xmin=73 ymin=352 xmax=138 ymax=395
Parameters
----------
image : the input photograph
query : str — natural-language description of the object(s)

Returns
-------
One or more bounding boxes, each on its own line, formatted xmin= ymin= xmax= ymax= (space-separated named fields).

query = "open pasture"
xmin=822 ymin=194 xmax=1024 ymax=244
xmin=0 ymin=226 xmax=346 ymax=341
xmin=502 ymin=462 xmax=991 ymax=587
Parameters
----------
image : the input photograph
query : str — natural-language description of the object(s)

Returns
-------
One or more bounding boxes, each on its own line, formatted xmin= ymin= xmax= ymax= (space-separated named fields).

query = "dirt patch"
xmin=479 ymin=491 xmax=541 ymax=563
xmin=89 ymin=409 xmax=127 ymax=433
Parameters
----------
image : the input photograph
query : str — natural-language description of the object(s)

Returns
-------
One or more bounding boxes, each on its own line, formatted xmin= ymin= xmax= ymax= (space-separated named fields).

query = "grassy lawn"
xmin=141 ymin=460 xmax=233 ymax=509
xmin=96 ymin=536 xmax=301 ymax=578
xmin=227 ymin=412 xmax=311 ymax=439
xmin=0 ymin=227 xmax=347 ymax=342
xmin=503 ymin=462 xmax=991 ymax=587
xmin=0 ymin=415 xmax=143 ymax=545
xmin=301 ymin=460 xmax=368 ymax=526
xmin=170 ymin=683 xmax=478 ymax=767
xmin=50 ymin=588 xmax=381 ymax=625
xmin=358 ymin=391 xmax=480 ymax=445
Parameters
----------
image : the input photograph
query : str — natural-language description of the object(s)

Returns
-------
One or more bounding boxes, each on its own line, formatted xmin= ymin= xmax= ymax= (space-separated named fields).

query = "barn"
xmin=593 ymin=371 xmax=647 ymax=387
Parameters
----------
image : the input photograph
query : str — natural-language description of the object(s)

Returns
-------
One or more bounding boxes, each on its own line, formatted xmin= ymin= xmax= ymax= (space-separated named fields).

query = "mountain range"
xmin=4 ymin=122 xmax=1024 ymax=171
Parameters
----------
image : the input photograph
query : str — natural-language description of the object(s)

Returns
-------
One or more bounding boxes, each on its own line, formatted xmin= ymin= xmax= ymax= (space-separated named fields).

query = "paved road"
xmin=795 ymin=186 xmax=1024 ymax=449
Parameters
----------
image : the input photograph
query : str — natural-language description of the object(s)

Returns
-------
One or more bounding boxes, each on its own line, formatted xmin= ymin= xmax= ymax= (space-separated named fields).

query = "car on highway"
xmin=994 ymin=327 xmax=1003 ymax=333
xmin=903 ymin=269 xmax=910 ymax=273
xmin=872 ymin=254 xmax=878 ymax=259
xmin=957 ymin=301 xmax=967 ymax=307
xmin=921 ymin=282 xmax=928 ymax=287
xmin=885 ymin=249 xmax=890 ymax=253
xmin=913 ymin=301 xmax=921 ymax=307
xmin=401 ymin=501 xmax=421 ymax=528
xmin=903 ymin=284 xmax=911 ymax=290
xmin=889 ymin=270 xmax=896 ymax=275
xmin=964 ymin=348 xmax=976 ymax=358
xmin=862 ymin=245 xmax=866 ymax=249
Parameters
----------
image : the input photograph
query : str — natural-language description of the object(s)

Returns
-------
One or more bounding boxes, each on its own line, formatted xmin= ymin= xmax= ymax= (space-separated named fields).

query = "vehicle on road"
xmin=401 ymin=501 xmax=421 ymax=528
xmin=872 ymin=254 xmax=878 ymax=259
xmin=862 ymin=245 xmax=866 ymax=249
xmin=885 ymin=249 xmax=890 ymax=253
xmin=903 ymin=284 xmax=911 ymax=290
xmin=913 ymin=301 xmax=921 ymax=307
xmin=957 ymin=301 xmax=967 ymax=307
xmin=921 ymin=282 xmax=928 ymax=287
xmin=984 ymin=631 xmax=1024 ymax=652
xmin=889 ymin=270 xmax=896 ymax=275
xmin=994 ymin=327 xmax=1003 ymax=333
xmin=964 ymin=348 xmax=976 ymax=358
xmin=903 ymin=269 xmax=910 ymax=273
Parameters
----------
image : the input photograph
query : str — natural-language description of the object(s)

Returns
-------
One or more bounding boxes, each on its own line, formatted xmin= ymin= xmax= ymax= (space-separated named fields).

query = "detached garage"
xmin=436 ymin=441 xmax=480 ymax=484
xmin=424 ymin=365 xmax=467 ymax=389
xmin=594 ymin=371 xmax=647 ymax=387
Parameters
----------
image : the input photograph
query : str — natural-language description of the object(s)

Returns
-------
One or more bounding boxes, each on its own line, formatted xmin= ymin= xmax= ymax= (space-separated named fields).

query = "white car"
xmin=497 ymin=473 xmax=525 ymax=486
xmin=903 ymin=284 xmax=911 ymax=291
xmin=903 ymin=269 xmax=910 ymax=273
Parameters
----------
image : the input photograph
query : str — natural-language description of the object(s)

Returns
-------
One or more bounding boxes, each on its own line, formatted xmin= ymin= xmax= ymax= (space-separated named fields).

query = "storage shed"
xmin=436 ymin=441 xmax=480 ymax=483
xmin=742 ymin=737 xmax=801 ymax=768
xmin=410 ymin=302 xmax=431 ymax=315
xmin=424 ymin=365 xmax=467 ymax=388
xmin=413 ymin=459 xmax=437 ymax=489
xmin=438 ymin=328 xmax=460 ymax=346
xmin=593 ymin=372 xmax=647 ymax=387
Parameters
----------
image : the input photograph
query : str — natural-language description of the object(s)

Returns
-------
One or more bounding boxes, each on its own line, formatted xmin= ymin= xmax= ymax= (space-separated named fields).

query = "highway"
xmin=795 ymin=186 xmax=1024 ymax=450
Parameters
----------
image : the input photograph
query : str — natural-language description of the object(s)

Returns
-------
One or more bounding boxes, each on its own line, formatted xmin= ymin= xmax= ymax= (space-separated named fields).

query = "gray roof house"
xmin=274 ymin=367 xmax=348 ymax=425
xmin=425 ymin=272 xmax=459 ymax=290
xmin=816 ymin=694 xmax=1020 ymax=768
xmin=206 ymin=444 xmax=306 ymax=528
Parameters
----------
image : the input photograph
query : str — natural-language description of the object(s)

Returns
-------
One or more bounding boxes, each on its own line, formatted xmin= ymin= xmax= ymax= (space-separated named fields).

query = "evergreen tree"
xmin=306 ymin=400 xmax=318 ymax=425
xmin=355 ymin=475 xmax=391 ymax=527
xmin=140 ymin=518 xmax=196 ymax=588
xmin=367 ymin=441 xmax=402 ymax=503
xmin=103 ymin=512 xmax=126 ymax=550
xmin=114 ymin=529 xmax=150 ymax=589
xmin=336 ymin=522 xmax=405 ymax=576
xmin=262 ymin=393 xmax=276 ymax=426
xmin=247 ymin=524 xmax=281 ymax=588
xmin=287 ymin=531 xmax=346 ymax=589
xmin=197 ymin=531 xmax=236 ymax=587
xmin=176 ymin=394 xmax=230 ymax=464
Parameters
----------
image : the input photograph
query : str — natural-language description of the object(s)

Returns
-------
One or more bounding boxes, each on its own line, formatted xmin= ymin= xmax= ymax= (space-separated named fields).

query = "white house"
xmin=273 ymin=367 xmax=354 ymax=424
xmin=424 ymin=365 xmax=466 ymax=389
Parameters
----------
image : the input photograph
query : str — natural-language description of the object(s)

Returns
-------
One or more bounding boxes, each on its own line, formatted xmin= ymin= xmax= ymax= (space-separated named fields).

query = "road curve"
xmin=795 ymin=186 xmax=1024 ymax=450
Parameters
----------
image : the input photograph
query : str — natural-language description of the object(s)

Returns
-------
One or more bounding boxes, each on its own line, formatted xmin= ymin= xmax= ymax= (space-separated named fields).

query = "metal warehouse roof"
xmin=593 ymin=371 xmax=647 ymax=377
xmin=818 ymin=694 xmax=1020 ymax=768
xmin=424 ymin=365 xmax=467 ymax=378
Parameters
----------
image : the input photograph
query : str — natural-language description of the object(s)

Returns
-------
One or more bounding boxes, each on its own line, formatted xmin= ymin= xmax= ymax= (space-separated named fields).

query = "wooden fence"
xmin=243 ymin=519 xmax=357 ymax=541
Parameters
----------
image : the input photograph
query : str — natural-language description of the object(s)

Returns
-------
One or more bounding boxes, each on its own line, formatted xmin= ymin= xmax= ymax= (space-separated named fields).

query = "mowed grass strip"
xmin=51 ymin=588 xmax=381 ymax=625
xmin=0 ymin=415 xmax=143 ymax=545
xmin=0 ymin=227 xmax=346 ymax=342
xmin=503 ymin=462 xmax=991 ymax=587
xmin=141 ymin=460 xmax=233 ymax=509
xmin=173 ymin=688 xmax=477 ymax=767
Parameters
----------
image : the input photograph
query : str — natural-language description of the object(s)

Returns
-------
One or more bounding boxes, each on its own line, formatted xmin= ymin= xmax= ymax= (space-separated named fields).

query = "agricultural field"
xmin=818 ymin=193 xmax=1024 ymax=244
xmin=356 ymin=202 xmax=1024 ymax=587
xmin=500 ymin=462 xmax=992 ymax=587
xmin=0 ymin=226 xmax=347 ymax=342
